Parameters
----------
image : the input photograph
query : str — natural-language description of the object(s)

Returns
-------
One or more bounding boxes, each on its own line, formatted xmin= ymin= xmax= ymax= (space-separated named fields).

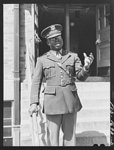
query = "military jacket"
xmin=30 ymin=50 xmax=89 ymax=114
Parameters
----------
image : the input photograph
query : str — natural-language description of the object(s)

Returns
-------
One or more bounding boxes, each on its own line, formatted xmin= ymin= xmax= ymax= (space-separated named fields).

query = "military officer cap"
xmin=41 ymin=24 xmax=62 ymax=39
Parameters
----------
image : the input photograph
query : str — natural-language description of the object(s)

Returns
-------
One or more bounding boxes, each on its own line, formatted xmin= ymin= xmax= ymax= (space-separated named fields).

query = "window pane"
xmin=3 ymin=127 xmax=12 ymax=137
xmin=3 ymin=101 xmax=11 ymax=118
xmin=99 ymin=6 xmax=104 ymax=29
xmin=106 ymin=5 xmax=110 ymax=14
xmin=4 ymin=118 xmax=11 ymax=126
xmin=106 ymin=5 xmax=110 ymax=26
xmin=3 ymin=138 xmax=13 ymax=146
xmin=99 ymin=6 xmax=104 ymax=18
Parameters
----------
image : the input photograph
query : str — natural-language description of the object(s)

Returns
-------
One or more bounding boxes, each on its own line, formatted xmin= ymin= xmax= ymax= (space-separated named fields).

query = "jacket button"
xmin=57 ymin=62 xmax=62 ymax=67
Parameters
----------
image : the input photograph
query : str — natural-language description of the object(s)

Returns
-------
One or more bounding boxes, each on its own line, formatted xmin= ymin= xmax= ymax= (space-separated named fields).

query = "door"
xmin=96 ymin=4 xmax=110 ymax=76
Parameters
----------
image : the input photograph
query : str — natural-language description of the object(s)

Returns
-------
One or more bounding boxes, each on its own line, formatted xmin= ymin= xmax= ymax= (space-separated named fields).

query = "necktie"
xmin=56 ymin=52 xmax=62 ymax=59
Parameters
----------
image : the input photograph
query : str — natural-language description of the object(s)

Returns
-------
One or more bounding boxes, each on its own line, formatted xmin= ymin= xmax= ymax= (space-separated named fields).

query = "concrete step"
xmin=20 ymin=131 xmax=110 ymax=146
xmin=21 ymin=134 xmax=47 ymax=146
xmin=81 ymin=98 xmax=110 ymax=108
xmin=59 ymin=128 xmax=110 ymax=146
xmin=77 ymin=82 xmax=110 ymax=95
xmin=77 ymin=108 xmax=110 ymax=120
xmin=77 ymin=87 xmax=110 ymax=94
xmin=78 ymin=93 xmax=110 ymax=101
xmin=76 ymin=131 xmax=110 ymax=146
xmin=78 ymin=88 xmax=110 ymax=99
xmin=21 ymin=137 xmax=32 ymax=146
xmin=76 ymin=82 xmax=110 ymax=89
xmin=76 ymin=120 xmax=110 ymax=132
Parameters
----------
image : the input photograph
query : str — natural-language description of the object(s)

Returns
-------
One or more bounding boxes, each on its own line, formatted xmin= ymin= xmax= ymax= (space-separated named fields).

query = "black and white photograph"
xmin=3 ymin=0 xmax=113 ymax=147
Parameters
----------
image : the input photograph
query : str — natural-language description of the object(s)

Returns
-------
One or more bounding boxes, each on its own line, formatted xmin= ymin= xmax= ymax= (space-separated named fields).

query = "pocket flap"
xmin=44 ymin=86 xmax=56 ymax=94
xmin=43 ymin=63 xmax=55 ymax=69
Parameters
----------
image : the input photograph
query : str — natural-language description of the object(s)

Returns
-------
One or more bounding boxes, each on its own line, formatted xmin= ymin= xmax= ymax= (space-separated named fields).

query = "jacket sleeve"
xmin=74 ymin=53 xmax=90 ymax=81
xmin=30 ymin=57 xmax=43 ymax=105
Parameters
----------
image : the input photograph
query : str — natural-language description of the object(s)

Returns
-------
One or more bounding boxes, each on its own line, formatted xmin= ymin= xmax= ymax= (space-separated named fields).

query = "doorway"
xmin=38 ymin=4 xmax=96 ymax=76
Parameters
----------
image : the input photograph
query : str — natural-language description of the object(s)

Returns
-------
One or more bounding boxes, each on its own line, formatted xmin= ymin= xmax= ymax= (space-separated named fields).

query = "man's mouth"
xmin=55 ymin=43 xmax=60 ymax=46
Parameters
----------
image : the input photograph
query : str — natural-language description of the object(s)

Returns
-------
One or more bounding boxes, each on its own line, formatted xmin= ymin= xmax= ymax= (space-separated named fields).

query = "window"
xmin=105 ymin=5 xmax=110 ymax=27
xmin=98 ymin=5 xmax=104 ymax=30
xmin=98 ymin=4 xmax=110 ymax=30
xmin=3 ymin=101 xmax=13 ymax=146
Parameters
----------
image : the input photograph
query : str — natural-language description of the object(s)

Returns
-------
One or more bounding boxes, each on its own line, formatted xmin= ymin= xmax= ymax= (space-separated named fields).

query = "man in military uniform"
xmin=29 ymin=24 xmax=94 ymax=146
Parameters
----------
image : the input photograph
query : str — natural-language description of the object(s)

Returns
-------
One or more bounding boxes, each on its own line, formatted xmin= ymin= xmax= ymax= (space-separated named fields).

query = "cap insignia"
xmin=51 ymin=25 xmax=56 ymax=31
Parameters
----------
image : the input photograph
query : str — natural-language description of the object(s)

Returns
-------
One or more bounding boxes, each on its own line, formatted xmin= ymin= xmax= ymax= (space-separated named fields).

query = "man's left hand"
xmin=83 ymin=52 xmax=94 ymax=70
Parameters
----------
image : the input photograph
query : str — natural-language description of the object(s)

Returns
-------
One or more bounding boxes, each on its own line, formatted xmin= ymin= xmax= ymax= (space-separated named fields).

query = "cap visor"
xmin=47 ymin=33 xmax=61 ymax=39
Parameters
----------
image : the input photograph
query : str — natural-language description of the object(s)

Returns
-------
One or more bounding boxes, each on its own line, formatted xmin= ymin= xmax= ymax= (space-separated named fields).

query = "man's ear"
xmin=47 ymin=39 xmax=50 ymax=46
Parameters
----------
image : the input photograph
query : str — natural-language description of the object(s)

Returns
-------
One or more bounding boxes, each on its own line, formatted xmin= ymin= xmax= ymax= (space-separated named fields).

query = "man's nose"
xmin=55 ymin=38 xmax=59 ymax=42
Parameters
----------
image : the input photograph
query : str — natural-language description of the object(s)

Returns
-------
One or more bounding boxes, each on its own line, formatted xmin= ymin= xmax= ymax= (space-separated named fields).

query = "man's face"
xmin=47 ymin=35 xmax=63 ymax=51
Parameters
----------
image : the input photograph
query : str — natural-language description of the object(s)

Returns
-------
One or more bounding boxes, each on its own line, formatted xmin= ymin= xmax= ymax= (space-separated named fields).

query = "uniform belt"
xmin=46 ymin=78 xmax=75 ymax=87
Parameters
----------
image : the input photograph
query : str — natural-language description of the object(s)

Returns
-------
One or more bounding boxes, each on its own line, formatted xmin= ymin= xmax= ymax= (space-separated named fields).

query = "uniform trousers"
xmin=46 ymin=112 xmax=77 ymax=146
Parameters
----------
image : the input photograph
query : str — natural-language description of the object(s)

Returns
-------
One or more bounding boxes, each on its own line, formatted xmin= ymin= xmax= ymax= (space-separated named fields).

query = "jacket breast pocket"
xmin=43 ymin=63 xmax=56 ymax=79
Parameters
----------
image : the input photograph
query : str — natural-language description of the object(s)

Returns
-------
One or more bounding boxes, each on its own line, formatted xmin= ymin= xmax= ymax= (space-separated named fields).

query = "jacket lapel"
xmin=46 ymin=50 xmax=71 ymax=63
xmin=61 ymin=52 xmax=71 ymax=64
xmin=46 ymin=51 xmax=59 ymax=62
